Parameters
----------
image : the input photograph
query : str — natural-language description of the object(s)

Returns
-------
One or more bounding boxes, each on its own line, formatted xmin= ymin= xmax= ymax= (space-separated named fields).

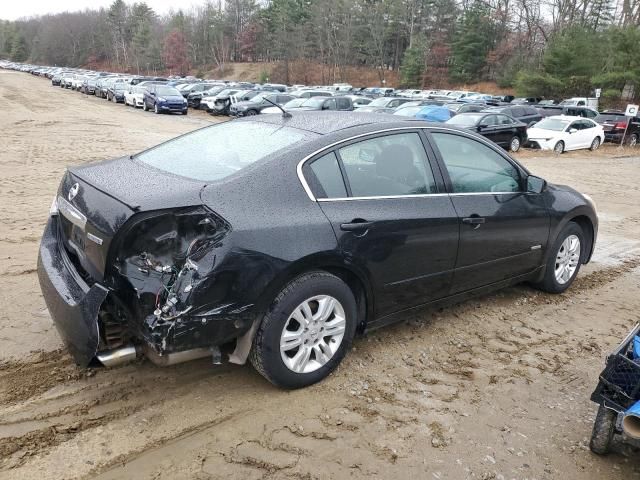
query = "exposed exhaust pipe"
xmin=96 ymin=345 xmax=138 ymax=367
xmin=622 ymin=401 xmax=640 ymax=439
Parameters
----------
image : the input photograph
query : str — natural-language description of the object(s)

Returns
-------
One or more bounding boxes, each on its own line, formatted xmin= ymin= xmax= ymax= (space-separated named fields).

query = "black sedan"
xmin=38 ymin=112 xmax=597 ymax=389
xmin=446 ymin=112 xmax=528 ymax=152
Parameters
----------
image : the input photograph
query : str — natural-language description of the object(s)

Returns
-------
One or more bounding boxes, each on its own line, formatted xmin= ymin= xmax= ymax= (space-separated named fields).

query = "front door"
xmin=427 ymin=130 xmax=550 ymax=294
xmin=303 ymin=131 xmax=460 ymax=318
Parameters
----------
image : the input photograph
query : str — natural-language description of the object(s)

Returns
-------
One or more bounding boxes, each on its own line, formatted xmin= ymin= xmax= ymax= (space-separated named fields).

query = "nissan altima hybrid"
xmin=38 ymin=112 xmax=598 ymax=388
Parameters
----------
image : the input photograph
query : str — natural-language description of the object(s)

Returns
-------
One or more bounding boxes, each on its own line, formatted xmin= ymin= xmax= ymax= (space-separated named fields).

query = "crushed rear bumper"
xmin=37 ymin=216 xmax=108 ymax=367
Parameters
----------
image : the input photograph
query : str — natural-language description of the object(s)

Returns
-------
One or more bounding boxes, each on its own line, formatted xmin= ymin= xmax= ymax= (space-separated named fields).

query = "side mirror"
xmin=569 ymin=128 xmax=577 ymax=134
xmin=477 ymin=124 xmax=488 ymax=130
xmin=527 ymin=175 xmax=546 ymax=194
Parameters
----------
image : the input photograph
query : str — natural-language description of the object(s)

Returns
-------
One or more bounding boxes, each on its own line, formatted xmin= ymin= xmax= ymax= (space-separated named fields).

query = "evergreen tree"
xmin=399 ymin=40 xmax=425 ymax=87
xmin=10 ymin=34 xmax=29 ymax=62
xmin=449 ymin=3 xmax=496 ymax=83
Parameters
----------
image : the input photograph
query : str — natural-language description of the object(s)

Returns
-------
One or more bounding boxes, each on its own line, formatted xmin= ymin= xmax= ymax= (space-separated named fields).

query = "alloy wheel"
xmin=510 ymin=137 xmax=521 ymax=152
xmin=280 ymin=295 xmax=346 ymax=374
xmin=591 ymin=137 xmax=600 ymax=150
xmin=554 ymin=234 xmax=581 ymax=285
xmin=554 ymin=141 xmax=564 ymax=154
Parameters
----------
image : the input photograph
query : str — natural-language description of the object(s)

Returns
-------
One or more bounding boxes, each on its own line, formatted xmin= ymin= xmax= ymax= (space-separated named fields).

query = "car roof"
xmin=544 ymin=115 xmax=588 ymax=121
xmin=245 ymin=111 xmax=428 ymax=135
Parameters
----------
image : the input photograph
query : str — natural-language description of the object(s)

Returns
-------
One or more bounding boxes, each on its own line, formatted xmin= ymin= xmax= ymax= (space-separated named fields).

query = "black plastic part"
xmin=37 ymin=217 xmax=109 ymax=367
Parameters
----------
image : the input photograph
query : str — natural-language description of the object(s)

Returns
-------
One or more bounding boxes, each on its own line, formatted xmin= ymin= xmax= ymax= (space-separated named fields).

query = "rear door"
xmin=303 ymin=130 xmax=460 ymax=319
xmin=478 ymin=114 xmax=503 ymax=145
xmin=427 ymin=129 xmax=550 ymax=293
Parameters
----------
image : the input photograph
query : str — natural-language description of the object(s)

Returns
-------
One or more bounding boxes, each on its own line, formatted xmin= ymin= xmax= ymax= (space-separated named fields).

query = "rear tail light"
xmin=615 ymin=121 xmax=629 ymax=129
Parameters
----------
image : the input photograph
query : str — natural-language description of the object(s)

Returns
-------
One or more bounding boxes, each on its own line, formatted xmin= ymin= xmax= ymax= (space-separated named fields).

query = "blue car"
xmin=394 ymin=105 xmax=454 ymax=122
xmin=143 ymin=85 xmax=188 ymax=115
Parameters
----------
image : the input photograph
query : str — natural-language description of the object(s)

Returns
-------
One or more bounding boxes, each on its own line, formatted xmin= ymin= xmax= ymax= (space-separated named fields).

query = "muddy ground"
xmin=1 ymin=70 xmax=639 ymax=480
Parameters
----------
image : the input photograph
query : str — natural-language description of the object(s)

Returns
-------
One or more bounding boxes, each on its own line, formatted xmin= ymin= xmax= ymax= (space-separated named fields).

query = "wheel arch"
xmin=253 ymin=255 xmax=374 ymax=333
xmin=570 ymin=214 xmax=596 ymax=263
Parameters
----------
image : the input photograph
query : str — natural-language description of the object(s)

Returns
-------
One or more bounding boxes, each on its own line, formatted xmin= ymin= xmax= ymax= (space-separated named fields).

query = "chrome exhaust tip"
xmin=96 ymin=345 xmax=138 ymax=367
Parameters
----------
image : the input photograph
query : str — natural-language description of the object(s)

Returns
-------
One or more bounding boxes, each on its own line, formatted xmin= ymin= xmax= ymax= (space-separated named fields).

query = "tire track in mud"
xmin=11 ymin=257 xmax=632 ymax=479
xmin=2 ymin=258 xmax=639 ymax=475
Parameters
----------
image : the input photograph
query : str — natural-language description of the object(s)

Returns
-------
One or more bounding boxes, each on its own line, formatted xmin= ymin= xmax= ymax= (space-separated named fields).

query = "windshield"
xmin=301 ymin=97 xmax=327 ymax=108
xmin=155 ymin=86 xmax=180 ymax=96
xmin=283 ymin=99 xmax=306 ymax=109
xmin=447 ymin=113 xmax=484 ymax=126
xmin=136 ymin=122 xmax=308 ymax=181
xmin=393 ymin=106 xmax=422 ymax=117
xmin=368 ymin=98 xmax=390 ymax=107
xmin=533 ymin=118 xmax=570 ymax=131
xmin=249 ymin=94 xmax=272 ymax=103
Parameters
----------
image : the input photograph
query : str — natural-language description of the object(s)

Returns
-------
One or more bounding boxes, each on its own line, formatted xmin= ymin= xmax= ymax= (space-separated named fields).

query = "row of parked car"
xmin=3 ymin=61 xmax=639 ymax=154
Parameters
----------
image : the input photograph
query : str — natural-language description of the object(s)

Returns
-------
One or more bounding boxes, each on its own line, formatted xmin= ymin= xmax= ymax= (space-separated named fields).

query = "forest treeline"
xmin=2 ymin=0 xmax=640 ymax=103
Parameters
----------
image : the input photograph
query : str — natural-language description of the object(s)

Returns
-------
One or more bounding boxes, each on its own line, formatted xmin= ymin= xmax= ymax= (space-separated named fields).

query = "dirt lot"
xmin=1 ymin=70 xmax=639 ymax=480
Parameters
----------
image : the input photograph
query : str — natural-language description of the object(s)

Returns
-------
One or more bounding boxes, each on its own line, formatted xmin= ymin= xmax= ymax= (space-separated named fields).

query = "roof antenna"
xmin=264 ymin=97 xmax=292 ymax=118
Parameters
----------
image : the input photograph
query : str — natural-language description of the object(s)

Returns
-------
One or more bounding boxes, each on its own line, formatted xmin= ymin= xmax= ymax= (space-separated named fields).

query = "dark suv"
xmin=143 ymin=85 xmax=188 ymax=114
xmin=595 ymin=110 xmax=640 ymax=145
xmin=483 ymin=105 xmax=542 ymax=127
xmin=538 ymin=106 xmax=599 ymax=120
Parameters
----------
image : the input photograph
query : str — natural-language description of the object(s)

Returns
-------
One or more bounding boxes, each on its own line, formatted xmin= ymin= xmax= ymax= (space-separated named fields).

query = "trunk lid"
xmin=57 ymin=157 xmax=205 ymax=282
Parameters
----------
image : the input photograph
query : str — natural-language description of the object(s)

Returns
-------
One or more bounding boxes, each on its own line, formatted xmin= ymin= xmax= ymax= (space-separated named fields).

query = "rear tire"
xmin=509 ymin=136 xmax=521 ymax=152
xmin=533 ymin=221 xmax=585 ymax=294
xmin=590 ymin=137 xmax=601 ymax=151
xmin=143 ymin=102 xmax=148 ymax=112
xmin=250 ymin=271 xmax=357 ymax=389
xmin=590 ymin=405 xmax=616 ymax=455
xmin=154 ymin=104 xmax=160 ymax=114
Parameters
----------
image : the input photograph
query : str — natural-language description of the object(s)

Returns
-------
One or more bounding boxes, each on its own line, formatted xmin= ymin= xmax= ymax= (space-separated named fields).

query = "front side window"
xmin=337 ymin=133 xmax=437 ymax=197
xmin=431 ymin=132 xmax=521 ymax=194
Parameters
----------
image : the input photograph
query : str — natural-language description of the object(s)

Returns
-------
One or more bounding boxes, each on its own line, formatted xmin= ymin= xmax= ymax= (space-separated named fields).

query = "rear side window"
xmin=510 ymin=107 xmax=525 ymax=117
xmin=337 ymin=132 xmax=437 ymax=197
xmin=308 ymin=152 xmax=347 ymax=199
xmin=431 ymin=133 xmax=520 ymax=193
xmin=137 ymin=122 xmax=309 ymax=181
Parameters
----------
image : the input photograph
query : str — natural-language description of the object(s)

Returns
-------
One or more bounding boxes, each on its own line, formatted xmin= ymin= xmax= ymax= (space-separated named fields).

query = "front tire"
xmin=590 ymin=405 xmax=616 ymax=455
xmin=628 ymin=133 xmax=638 ymax=147
xmin=554 ymin=141 xmax=565 ymax=154
xmin=143 ymin=102 xmax=148 ymax=112
xmin=250 ymin=272 xmax=357 ymax=389
xmin=534 ymin=221 xmax=585 ymax=294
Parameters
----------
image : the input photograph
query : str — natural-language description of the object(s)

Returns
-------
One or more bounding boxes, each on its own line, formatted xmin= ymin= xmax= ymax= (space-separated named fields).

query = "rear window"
xmin=595 ymin=113 xmax=626 ymax=123
xmin=136 ymin=122 xmax=309 ymax=181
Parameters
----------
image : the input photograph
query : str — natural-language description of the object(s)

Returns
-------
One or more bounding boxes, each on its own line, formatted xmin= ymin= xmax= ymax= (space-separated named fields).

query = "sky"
xmin=0 ymin=0 xmax=195 ymax=21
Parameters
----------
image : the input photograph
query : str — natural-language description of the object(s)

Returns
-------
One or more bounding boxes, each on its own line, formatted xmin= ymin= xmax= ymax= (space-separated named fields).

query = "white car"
xmin=527 ymin=116 xmax=605 ymax=153
xmin=124 ymin=86 xmax=146 ymax=108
